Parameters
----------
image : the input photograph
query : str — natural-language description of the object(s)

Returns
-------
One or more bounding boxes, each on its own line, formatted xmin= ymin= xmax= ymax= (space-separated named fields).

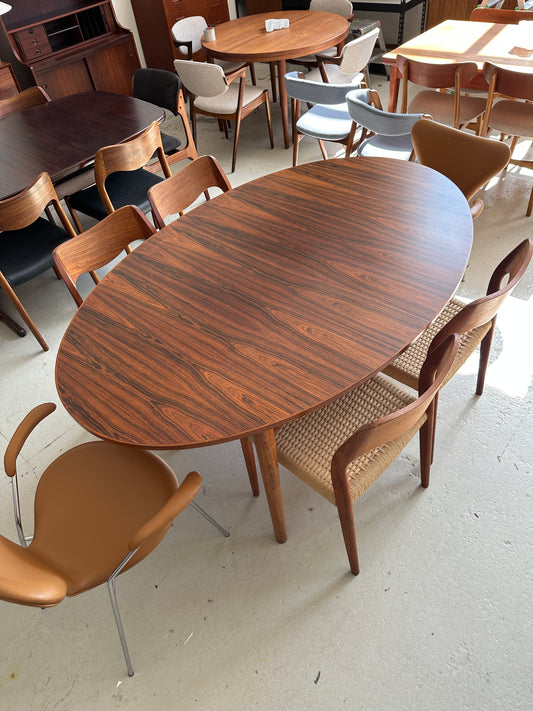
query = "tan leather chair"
xmin=148 ymin=155 xmax=232 ymax=228
xmin=0 ymin=172 xmax=76 ymax=351
xmin=411 ymin=118 xmax=511 ymax=218
xmin=272 ymin=334 xmax=460 ymax=575
xmin=0 ymin=403 xmax=212 ymax=676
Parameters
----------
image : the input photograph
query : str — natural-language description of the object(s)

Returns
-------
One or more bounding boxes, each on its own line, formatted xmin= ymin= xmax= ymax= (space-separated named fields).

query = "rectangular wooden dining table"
xmin=55 ymin=157 xmax=473 ymax=544
xmin=383 ymin=19 xmax=533 ymax=111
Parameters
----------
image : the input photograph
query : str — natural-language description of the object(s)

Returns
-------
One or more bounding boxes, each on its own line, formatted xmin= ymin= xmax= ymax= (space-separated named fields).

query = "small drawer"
xmin=14 ymin=26 xmax=51 ymax=60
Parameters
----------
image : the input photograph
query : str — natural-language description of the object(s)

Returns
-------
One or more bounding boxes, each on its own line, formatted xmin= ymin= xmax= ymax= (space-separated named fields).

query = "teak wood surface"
xmin=0 ymin=92 xmax=164 ymax=201
xmin=56 ymin=157 xmax=473 ymax=543
xmin=202 ymin=11 xmax=349 ymax=148
xmin=383 ymin=20 xmax=533 ymax=111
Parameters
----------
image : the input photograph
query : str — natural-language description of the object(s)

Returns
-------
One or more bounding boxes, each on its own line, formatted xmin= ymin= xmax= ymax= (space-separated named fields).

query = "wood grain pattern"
xmin=56 ymin=157 xmax=473 ymax=450
xmin=0 ymin=92 xmax=164 ymax=201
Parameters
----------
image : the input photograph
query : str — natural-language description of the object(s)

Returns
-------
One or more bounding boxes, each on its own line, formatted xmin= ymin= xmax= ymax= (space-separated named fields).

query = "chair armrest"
xmin=173 ymin=39 xmax=193 ymax=60
xmin=4 ymin=404 xmax=56 ymax=477
xmin=128 ymin=471 xmax=202 ymax=551
xmin=224 ymin=66 xmax=248 ymax=85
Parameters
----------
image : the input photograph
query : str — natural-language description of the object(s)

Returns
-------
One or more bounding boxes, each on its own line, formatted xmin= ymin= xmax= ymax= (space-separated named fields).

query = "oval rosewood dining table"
xmin=55 ymin=157 xmax=473 ymax=544
xmin=202 ymin=11 xmax=350 ymax=148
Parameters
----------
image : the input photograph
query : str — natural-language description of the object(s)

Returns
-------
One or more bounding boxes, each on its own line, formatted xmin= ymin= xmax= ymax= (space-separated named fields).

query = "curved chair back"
xmin=337 ymin=27 xmax=380 ymax=75
xmin=174 ymin=59 xmax=228 ymax=98
xmin=148 ymin=155 xmax=232 ymax=229
xmin=285 ymin=71 xmax=359 ymax=105
xmin=397 ymin=55 xmax=479 ymax=93
xmin=0 ymin=86 xmax=50 ymax=119
xmin=469 ymin=7 xmax=524 ymax=23
xmin=347 ymin=88 xmax=423 ymax=135
xmin=53 ymin=205 xmax=156 ymax=306
xmin=94 ymin=121 xmax=171 ymax=214
xmin=171 ymin=15 xmax=207 ymax=60
xmin=133 ymin=67 xmax=182 ymax=116
xmin=310 ymin=0 xmax=353 ymax=17
xmin=483 ymin=61 xmax=533 ymax=103
xmin=411 ymin=118 xmax=510 ymax=214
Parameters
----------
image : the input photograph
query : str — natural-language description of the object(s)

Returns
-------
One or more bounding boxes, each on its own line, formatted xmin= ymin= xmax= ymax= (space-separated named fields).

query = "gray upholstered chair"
xmin=306 ymin=27 xmax=380 ymax=86
xmin=346 ymin=88 xmax=426 ymax=160
xmin=285 ymin=71 xmax=358 ymax=165
xmin=174 ymin=60 xmax=273 ymax=172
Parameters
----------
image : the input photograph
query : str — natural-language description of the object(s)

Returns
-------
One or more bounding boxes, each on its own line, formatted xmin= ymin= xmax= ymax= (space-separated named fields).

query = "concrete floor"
xmin=1 ymin=68 xmax=532 ymax=710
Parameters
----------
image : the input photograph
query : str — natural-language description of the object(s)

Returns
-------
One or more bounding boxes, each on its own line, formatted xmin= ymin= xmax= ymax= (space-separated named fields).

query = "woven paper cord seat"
xmin=384 ymin=298 xmax=491 ymax=390
xmin=276 ymin=374 xmax=421 ymax=505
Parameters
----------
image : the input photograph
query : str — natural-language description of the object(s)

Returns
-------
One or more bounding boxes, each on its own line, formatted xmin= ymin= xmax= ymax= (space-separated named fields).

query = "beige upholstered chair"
xmin=174 ymin=60 xmax=273 ymax=172
xmin=0 ymin=172 xmax=76 ymax=351
xmin=383 ymin=238 xmax=533 ymax=413
xmin=0 ymin=402 xmax=209 ymax=676
xmin=306 ymin=27 xmax=380 ymax=86
xmin=481 ymin=61 xmax=533 ymax=217
xmin=273 ymin=334 xmax=460 ymax=575
xmin=397 ymin=55 xmax=486 ymax=131
xmin=411 ymin=118 xmax=511 ymax=218
xmin=290 ymin=0 xmax=354 ymax=70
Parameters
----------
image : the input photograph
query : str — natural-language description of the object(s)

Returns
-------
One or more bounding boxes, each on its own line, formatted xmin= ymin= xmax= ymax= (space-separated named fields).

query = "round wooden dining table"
xmin=56 ymin=157 xmax=473 ymax=544
xmin=202 ymin=10 xmax=350 ymax=148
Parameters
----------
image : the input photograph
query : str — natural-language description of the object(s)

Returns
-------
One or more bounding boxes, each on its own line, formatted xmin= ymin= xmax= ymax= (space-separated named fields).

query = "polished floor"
xmin=1 ymin=68 xmax=532 ymax=710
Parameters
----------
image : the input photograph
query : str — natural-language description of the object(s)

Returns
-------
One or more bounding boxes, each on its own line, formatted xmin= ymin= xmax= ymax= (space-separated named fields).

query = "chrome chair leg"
xmin=107 ymin=551 xmax=136 ymax=677
xmin=190 ymin=500 xmax=230 ymax=537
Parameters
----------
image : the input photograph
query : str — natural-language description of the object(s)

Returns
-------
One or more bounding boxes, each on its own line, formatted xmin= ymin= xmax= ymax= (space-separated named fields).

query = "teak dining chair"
xmin=305 ymin=28 xmax=380 ymax=86
xmin=65 ymin=122 xmax=172 ymax=232
xmin=273 ymin=333 xmax=460 ymax=575
xmin=346 ymin=88 xmax=425 ymax=161
xmin=469 ymin=7 xmax=524 ymax=23
xmin=0 ymin=172 xmax=76 ymax=351
xmin=284 ymin=72 xmax=358 ymax=165
xmin=0 ymin=402 xmax=206 ymax=677
xmin=0 ymin=85 xmax=50 ymax=118
xmin=383 ymin=239 xmax=533 ymax=452
xmin=411 ymin=119 xmax=511 ymax=218
xmin=173 ymin=60 xmax=274 ymax=172
xmin=481 ymin=62 xmax=533 ymax=217
xmin=133 ymin=68 xmax=198 ymax=172
xmin=397 ymin=55 xmax=487 ymax=131
xmin=53 ymin=205 xmax=156 ymax=307
xmin=148 ymin=154 xmax=232 ymax=228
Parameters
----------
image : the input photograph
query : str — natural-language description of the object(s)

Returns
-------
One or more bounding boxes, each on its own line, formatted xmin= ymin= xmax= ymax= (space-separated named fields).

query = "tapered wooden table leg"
xmin=254 ymin=428 xmax=287 ymax=543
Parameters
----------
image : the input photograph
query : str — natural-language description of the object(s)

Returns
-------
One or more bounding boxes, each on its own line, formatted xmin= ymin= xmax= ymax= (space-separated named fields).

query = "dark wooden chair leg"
xmin=0 ymin=308 xmax=26 ymax=337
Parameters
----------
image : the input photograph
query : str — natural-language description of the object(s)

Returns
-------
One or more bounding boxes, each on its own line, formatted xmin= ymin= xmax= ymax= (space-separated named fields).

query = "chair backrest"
xmin=171 ymin=16 xmax=207 ymax=59
xmin=53 ymin=205 xmax=155 ymax=307
xmin=338 ymin=27 xmax=380 ymax=75
xmin=397 ymin=55 xmax=479 ymax=113
xmin=483 ymin=61 xmax=533 ymax=102
xmin=411 ymin=119 xmax=511 ymax=203
xmin=133 ymin=68 xmax=182 ymax=116
xmin=94 ymin=121 xmax=171 ymax=213
xmin=284 ymin=71 xmax=357 ymax=104
xmin=346 ymin=88 xmax=424 ymax=135
xmin=332 ymin=334 xmax=460 ymax=471
xmin=0 ymin=86 xmax=50 ymax=119
xmin=429 ymin=239 xmax=533 ymax=353
xmin=148 ymin=155 xmax=232 ymax=229
xmin=174 ymin=59 xmax=228 ymax=98
xmin=0 ymin=172 xmax=75 ymax=236
xmin=310 ymin=0 xmax=353 ymax=17
xmin=469 ymin=7 xmax=525 ymax=23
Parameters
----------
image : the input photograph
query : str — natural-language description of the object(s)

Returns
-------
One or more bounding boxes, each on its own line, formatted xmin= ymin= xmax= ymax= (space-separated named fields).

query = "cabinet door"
xmin=86 ymin=37 xmax=139 ymax=95
xmin=34 ymin=59 xmax=94 ymax=100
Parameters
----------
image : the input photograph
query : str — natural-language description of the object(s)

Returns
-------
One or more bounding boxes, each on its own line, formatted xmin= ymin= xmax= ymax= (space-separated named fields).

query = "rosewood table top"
xmin=202 ymin=11 xmax=350 ymax=148
xmin=56 ymin=157 xmax=473 ymax=541
xmin=0 ymin=91 xmax=164 ymax=200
